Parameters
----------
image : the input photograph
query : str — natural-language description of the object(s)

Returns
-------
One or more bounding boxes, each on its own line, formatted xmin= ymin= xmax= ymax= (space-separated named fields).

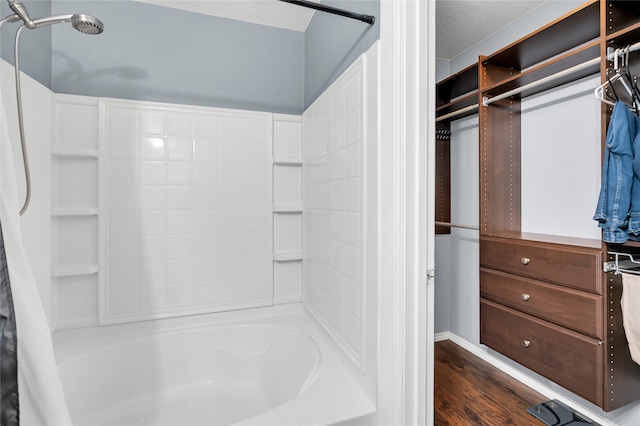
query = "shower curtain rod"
xmin=278 ymin=0 xmax=375 ymax=25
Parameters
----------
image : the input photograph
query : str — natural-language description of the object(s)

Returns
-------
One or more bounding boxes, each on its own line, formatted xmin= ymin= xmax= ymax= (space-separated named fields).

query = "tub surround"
xmin=1 ymin=23 xmax=380 ymax=426
xmin=53 ymin=304 xmax=376 ymax=426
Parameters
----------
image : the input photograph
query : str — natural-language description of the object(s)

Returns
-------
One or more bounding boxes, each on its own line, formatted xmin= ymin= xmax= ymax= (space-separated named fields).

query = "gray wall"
xmin=1 ymin=0 xmax=380 ymax=115
xmin=51 ymin=0 xmax=304 ymax=114
xmin=1 ymin=0 xmax=52 ymax=88
xmin=303 ymin=0 xmax=379 ymax=109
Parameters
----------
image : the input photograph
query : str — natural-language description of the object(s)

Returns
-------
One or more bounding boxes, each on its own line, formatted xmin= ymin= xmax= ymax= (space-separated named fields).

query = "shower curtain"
xmin=0 ymin=99 xmax=72 ymax=424
xmin=0 ymin=221 xmax=19 ymax=426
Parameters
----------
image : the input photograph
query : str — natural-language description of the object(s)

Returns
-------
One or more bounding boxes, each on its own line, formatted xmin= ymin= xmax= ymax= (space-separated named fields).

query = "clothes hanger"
xmin=619 ymin=46 xmax=640 ymax=114
xmin=595 ymin=46 xmax=639 ymax=112
xmin=595 ymin=68 xmax=620 ymax=106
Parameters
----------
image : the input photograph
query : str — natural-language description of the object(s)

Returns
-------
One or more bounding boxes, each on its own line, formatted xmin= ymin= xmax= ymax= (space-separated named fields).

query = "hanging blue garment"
xmin=629 ymin=127 xmax=640 ymax=240
xmin=594 ymin=101 xmax=639 ymax=243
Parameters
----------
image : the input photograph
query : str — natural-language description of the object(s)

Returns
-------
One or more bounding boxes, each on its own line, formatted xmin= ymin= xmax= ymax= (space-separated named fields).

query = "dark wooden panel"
xmin=480 ymin=236 xmax=604 ymax=294
xmin=478 ymin=95 xmax=521 ymax=235
xmin=603 ymin=270 xmax=640 ymax=411
xmin=435 ymin=121 xmax=451 ymax=235
xmin=481 ymin=268 xmax=603 ymax=339
xmin=606 ymin=1 xmax=640 ymax=36
xmin=437 ymin=63 xmax=479 ymax=106
xmin=482 ymin=42 xmax=600 ymax=98
xmin=480 ymin=61 xmax=519 ymax=89
xmin=481 ymin=299 xmax=604 ymax=406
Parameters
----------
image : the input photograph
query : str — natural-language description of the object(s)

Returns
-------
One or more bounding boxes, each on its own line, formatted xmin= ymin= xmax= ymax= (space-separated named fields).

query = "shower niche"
xmin=51 ymin=96 xmax=101 ymax=329
xmin=272 ymin=115 xmax=304 ymax=304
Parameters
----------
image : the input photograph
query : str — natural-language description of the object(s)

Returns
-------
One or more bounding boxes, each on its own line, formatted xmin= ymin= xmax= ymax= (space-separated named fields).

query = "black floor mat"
xmin=527 ymin=399 xmax=598 ymax=426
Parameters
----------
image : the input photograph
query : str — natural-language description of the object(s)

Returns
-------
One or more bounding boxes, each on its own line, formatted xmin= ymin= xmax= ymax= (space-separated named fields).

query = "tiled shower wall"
xmin=303 ymin=54 xmax=369 ymax=370
xmin=9 ymin=48 xmax=376 ymax=375
xmin=51 ymin=95 xmax=303 ymax=328
xmin=102 ymin=100 xmax=273 ymax=323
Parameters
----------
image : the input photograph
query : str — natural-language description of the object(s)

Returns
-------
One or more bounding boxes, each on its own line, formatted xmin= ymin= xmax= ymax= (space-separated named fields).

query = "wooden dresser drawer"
xmin=480 ymin=268 xmax=603 ymax=339
xmin=480 ymin=299 xmax=604 ymax=406
xmin=480 ymin=237 xmax=603 ymax=294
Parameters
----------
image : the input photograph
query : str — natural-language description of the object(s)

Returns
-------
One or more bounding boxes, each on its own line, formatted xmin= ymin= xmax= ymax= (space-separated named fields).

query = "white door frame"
xmin=378 ymin=0 xmax=434 ymax=425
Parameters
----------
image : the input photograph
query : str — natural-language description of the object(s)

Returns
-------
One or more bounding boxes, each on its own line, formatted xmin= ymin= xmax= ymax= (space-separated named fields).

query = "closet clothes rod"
xmin=607 ymin=42 xmax=640 ymax=61
xmin=435 ymin=104 xmax=479 ymax=123
xmin=482 ymin=57 xmax=600 ymax=107
xmin=278 ymin=0 xmax=375 ymax=25
xmin=435 ymin=221 xmax=480 ymax=230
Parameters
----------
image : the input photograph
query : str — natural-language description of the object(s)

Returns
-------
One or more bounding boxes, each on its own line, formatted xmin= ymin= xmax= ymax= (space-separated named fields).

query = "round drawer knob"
xmin=521 ymin=257 xmax=530 ymax=265
xmin=522 ymin=339 xmax=531 ymax=348
xmin=521 ymin=293 xmax=530 ymax=301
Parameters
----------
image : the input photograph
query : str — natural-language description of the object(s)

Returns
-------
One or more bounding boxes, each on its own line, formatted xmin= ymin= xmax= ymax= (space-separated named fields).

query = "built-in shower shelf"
xmin=273 ymin=205 xmax=303 ymax=213
xmin=273 ymin=157 xmax=303 ymax=166
xmin=51 ymin=147 xmax=99 ymax=158
xmin=273 ymin=252 xmax=303 ymax=262
xmin=52 ymin=207 xmax=99 ymax=216
xmin=52 ymin=264 xmax=99 ymax=277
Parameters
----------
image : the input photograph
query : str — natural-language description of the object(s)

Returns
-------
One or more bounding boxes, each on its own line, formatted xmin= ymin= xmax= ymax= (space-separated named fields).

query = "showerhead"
xmin=27 ymin=13 xmax=103 ymax=34
xmin=71 ymin=14 xmax=103 ymax=35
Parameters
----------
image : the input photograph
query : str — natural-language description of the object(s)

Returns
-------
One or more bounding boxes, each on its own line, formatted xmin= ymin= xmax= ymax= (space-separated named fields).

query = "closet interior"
xmin=436 ymin=0 xmax=640 ymax=412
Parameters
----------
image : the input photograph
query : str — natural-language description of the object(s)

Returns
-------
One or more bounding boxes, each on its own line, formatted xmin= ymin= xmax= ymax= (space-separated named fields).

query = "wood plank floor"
xmin=435 ymin=340 xmax=547 ymax=425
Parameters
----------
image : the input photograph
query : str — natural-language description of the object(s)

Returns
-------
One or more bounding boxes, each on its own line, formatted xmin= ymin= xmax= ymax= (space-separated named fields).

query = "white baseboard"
xmin=434 ymin=331 xmax=451 ymax=342
xmin=436 ymin=333 xmax=616 ymax=426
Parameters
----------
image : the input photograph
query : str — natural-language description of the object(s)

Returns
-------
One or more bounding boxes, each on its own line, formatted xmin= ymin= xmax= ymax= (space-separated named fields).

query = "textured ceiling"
xmin=436 ymin=0 xmax=545 ymax=60
xmin=136 ymin=0 xmax=545 ymax=58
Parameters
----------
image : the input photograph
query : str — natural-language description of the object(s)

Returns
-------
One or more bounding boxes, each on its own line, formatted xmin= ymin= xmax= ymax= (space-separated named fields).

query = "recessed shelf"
xmin=52 ymin=208 xmax=99 ymax=216
xmin=52 ymin=264 xmax=99 ymax=277
xmin=273 ymin=157 xmax=303 ymax=166
xmin=273 ymin=205 xmax=303 ymax=213
xmin=51 ymin=147 xmax=99 ymax=158
xmin=273 ymin=253 xmax=303 ymax=262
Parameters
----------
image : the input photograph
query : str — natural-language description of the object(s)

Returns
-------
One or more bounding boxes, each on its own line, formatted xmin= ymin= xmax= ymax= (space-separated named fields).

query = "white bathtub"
xmin=53 ymin=305 xmax=375 ymax=426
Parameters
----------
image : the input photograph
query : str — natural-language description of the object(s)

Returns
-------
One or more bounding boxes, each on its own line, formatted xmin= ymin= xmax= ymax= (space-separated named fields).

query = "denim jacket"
xmin=594 ymin=101 xmax=639 ymax=243
xmin=628 ymin=127 xmax=640 ymax=240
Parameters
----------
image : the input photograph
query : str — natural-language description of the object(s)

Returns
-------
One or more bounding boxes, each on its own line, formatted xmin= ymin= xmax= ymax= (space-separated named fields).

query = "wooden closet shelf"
xmin=481 ymin=0 xmax=599 ymax=70
xmin=436 ymin=63 xmax=478 ymax=102
xmin=436 ymin=92 xmax=478 ymax=118
xmin=481 ymin=42 xmax=600 ymax=98
xmin=481 ymin=231 xmax=602 ymax=250
xmin=607 ymin=22 xmax=640 ymax=49
xmin=608 ymin=240 xmax=640 ymax=249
